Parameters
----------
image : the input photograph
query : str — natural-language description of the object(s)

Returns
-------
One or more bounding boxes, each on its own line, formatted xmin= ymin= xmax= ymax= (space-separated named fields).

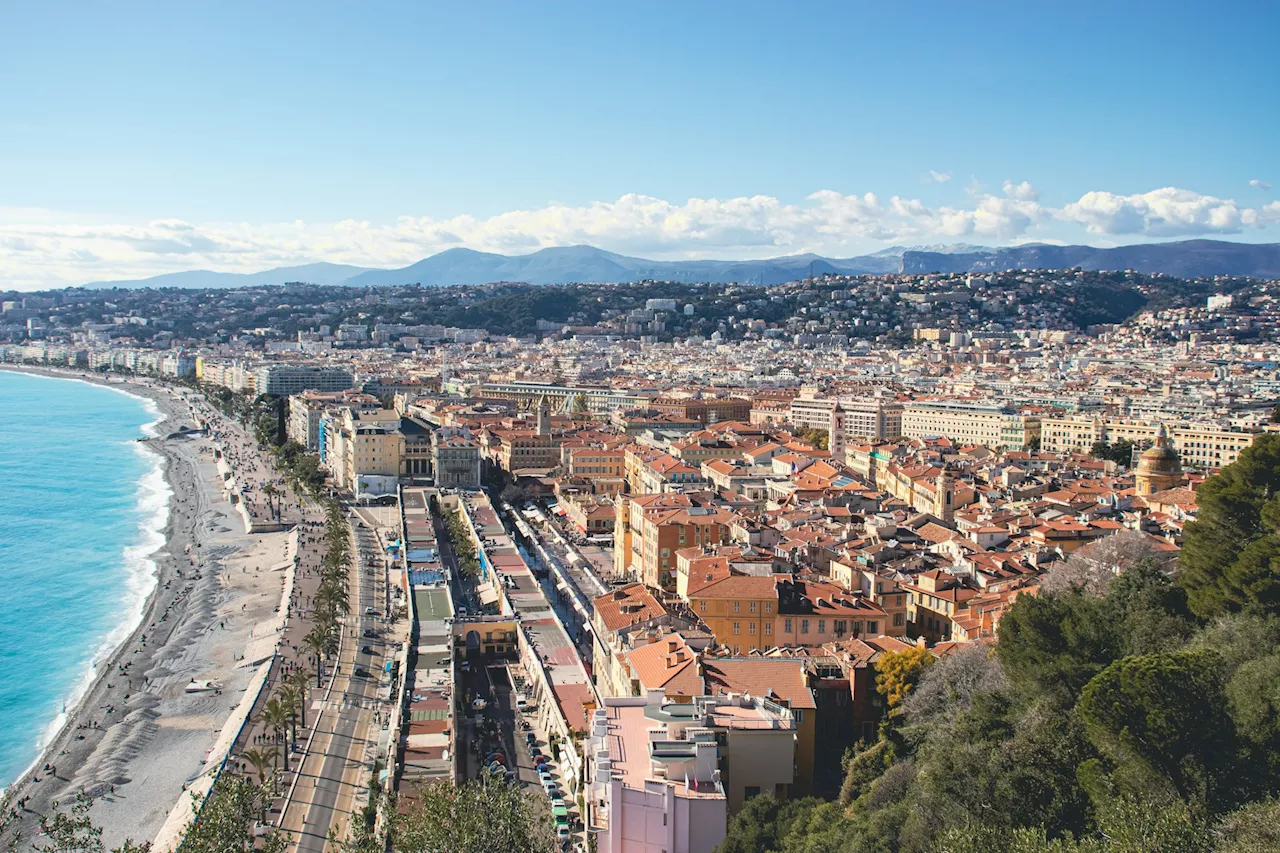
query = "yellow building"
xmin=1040 ymin=415 xmax=1255 ymax=470
xmin=687 ymin=574 xmax=779 ymax=653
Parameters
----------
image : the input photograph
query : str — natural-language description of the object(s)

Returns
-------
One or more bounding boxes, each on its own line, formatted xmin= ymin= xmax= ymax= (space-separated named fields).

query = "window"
xmin=733 ymin=601 xmax=741 ymax=612
xmin=784 ymin=618 xmax=793 ymax=633
xmin=733 ymin=622 xmax=741 ymax=635
xmin=748 ymin=622 xmax=756 ymax=635
xmin=764 ymin=622 xmax=772 ymax=635
xmin=868 ymin=620 xmax=878 ymax=634
xmin=749 ymin=601 xmax=757 ymax=613
xmin=835 ymin=620 xmax=846 ymax=637
xmin=764 ymin=602 xmax=773 ymax=614
xmin=893 ymin=612 xmax=905 ymax=626
xmin=801 ymin=619 xmax=810 ymax=634
xmin=699 ymin=600 xmax=707 ymax=612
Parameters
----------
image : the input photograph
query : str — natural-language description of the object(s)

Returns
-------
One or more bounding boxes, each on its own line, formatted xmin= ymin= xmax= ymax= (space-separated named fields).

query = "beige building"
xmin=432 ymin=428 xmax=481 ymax=489
xmin=328 ymin=407 xmax=403 ymax=494
xmin=901 ymin=400 xmax=1039 ymax=449
xmin=1039 ymin=415 xmax=1256 ymax=469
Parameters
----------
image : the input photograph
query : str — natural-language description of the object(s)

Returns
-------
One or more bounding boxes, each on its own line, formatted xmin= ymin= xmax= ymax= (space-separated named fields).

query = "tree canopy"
xmin=1178 ymin=433 xmax=1280 ymax=618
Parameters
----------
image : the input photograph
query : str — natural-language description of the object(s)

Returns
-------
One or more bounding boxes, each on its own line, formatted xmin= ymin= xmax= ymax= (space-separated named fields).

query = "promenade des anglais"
xmin=2 ymin=4 xmax=1280 ymax=853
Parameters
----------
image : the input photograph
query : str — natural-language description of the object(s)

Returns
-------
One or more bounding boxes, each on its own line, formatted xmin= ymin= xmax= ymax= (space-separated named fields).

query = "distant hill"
xmin=83 ymin=262 xmax=374 ymax=289
xmin=79 ymin=240 xmax=1280 ymax=290
xmin=901 ymin=240 xmax=1280 ymax=278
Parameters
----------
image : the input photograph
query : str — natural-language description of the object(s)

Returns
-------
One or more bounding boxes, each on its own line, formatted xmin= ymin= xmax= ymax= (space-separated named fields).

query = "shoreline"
xmin=18 ymin=383 xmax=174 ymax=793
xmin=0 ymin=366 xmax=291 ymax=849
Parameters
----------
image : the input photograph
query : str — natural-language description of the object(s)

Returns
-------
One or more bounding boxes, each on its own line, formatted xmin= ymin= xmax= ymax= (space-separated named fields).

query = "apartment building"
xmin=901 ymin=400 xmax=1039 ymax=449
xmin=636 ymin=506 xmax=738 ymax=592
xmin=587 ymin=690 xmax=797 ymax=852
xmin=432 ymin=428 xmax=481 ymax=489
xmin=686 ymin=575 xmax=778 ymax=652
xmin=652 ymin=397 xmax=752 ymax=426
xmin=286 ymin=389 xmax=379 ymax=450
xmin=325 ymin=407 xmax=403 ymax=494
xmin=1039 ymin=415 xmax=1256 ymax=469
xmin=586 ymin=696 xmax=727 ymax=853
xmin=478 ymin=381 xmax=649 ymax=414
xmin=789 ymin=394 xmax=903 ymax=441
xmin=254 ymin=364 xmax=354 ymax=396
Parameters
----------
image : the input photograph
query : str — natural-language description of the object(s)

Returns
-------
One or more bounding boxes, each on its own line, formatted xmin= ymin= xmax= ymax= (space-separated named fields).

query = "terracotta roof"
xmin=627 ymin=633 xmax=702 ymax=695
xmin=593 ymin=583 xmax=667 ymax=633
xmin=703 ymin=658 xmax=816 ymax=710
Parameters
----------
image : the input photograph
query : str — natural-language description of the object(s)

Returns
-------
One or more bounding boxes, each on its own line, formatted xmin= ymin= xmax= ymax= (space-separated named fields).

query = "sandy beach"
xmin=0 ymin=367 xmax=292 ymax=850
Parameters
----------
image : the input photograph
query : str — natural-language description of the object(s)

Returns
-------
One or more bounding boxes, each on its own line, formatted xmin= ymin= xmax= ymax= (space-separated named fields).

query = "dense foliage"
xmin=718 ymin=436 xmax=1280 ymax=853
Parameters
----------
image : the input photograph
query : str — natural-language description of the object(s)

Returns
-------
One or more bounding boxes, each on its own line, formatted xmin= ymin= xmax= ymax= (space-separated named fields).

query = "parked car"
xmin=362 ymin=629 xmax=378 ymax=638
xmin=360 ymin=645 xmax=373 ymax=655
xmin=353 ymin=667 xmax=370 ymax=678
xmin=541 ymin=778 xmax=558 ymax=796
xmin=556 ymin=825 xmax=571 ymax=842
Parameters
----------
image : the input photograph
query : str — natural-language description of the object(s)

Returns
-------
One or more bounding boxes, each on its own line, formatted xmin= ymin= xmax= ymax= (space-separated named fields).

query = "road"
xmin=282 ymin=513 xmax=387 ymax=853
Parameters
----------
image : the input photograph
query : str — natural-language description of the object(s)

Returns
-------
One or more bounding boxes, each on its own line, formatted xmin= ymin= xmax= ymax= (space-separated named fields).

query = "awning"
xmin=476 ymin=583 xmax=500 ymax=606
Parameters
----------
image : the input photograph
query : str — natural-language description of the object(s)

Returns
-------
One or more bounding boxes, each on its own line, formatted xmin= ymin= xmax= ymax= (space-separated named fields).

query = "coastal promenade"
xmin=0 ymin=371 xmax=390 ymax=853
xmin=0 ymin=370 xmax=293 ymax=851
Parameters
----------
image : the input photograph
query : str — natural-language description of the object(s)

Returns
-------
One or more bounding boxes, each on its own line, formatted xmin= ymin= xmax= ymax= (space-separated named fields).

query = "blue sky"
xmin=1 ymin=1 xmax=1278 ymax=288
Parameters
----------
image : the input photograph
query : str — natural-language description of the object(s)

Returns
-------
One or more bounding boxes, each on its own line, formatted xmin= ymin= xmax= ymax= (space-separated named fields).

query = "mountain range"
xmin=80 ymin=239 xmax=1280 ymax=290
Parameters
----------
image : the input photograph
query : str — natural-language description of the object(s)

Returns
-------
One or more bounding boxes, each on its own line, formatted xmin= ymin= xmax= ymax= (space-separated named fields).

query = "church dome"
xmin=1135 ymin=424 xmax=1182 ymax=481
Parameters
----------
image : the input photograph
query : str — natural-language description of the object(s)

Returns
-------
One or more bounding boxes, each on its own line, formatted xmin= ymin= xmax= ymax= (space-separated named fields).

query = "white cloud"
xmin=1002 ymin=180 xmax=1040 ymax=202
xmin=1058 ymin=187 xmax=1270 ymax=237
xmin=926 ymin=170 xmax=952 ymax=183
xmin=2 ymin=184 xmax=1277 ymax=289
xmin=1250 ymin=178 xmax=1272 ymax=191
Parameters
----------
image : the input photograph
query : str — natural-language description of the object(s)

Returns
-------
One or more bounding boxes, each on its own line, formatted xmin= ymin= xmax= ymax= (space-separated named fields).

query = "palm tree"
xmin=304 ymin=626 xmax=330 ymax=687
xmin=261 ymin=698 xmax=291 ymax=773
xmin=277 ymin=684 xmax=301 ymax=753
xmin=316 ymin=583 xmax=350 ymax=617
xmin=263 ymin=482 xmax=280 ymax=521
xmin=242 ymin=746 xmax=278 ymax=784
xmin=288 ymin=669 xmax=312 ymax=729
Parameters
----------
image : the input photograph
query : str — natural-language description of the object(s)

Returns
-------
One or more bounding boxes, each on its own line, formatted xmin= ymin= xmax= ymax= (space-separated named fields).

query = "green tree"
xmin=395 ymin=771 xmax=557 ymax=853
xmin=875 ymin=646 xmax=934 ymax=714
xmin=260 ymin=697 xmax=292 ymax=773
xmin=1077 ymin=650 xmax=1233 ymax=808
xmin=1213 ymin=796 xmax=1280 ymax=852
xmin=996 ymin=590 xmax=1118 ymax=699
xmin=715 ymin=794 xmax=823 ymax=853
xmin=1178 ymin=433 xmax=1280 ymax=618
xmin=241 ymin=746 xmax=278 ymax=785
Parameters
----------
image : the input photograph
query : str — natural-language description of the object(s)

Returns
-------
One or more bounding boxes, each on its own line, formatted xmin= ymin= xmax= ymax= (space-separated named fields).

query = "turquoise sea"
xmin=0 ymin=371 xmax=169 ymax=788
